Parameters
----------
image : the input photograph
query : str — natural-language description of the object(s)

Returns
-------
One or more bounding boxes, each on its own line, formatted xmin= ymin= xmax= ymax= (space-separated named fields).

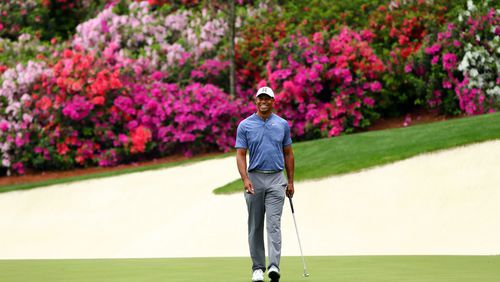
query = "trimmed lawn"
xmin=0 ymin=256 xmax=499 ymax=282
xmin=214 ymin=112 xmax=500 ymax=194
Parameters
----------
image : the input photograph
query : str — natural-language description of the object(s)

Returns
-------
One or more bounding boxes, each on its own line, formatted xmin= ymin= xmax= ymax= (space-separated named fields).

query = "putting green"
xmin=0 ymin=256 xmax=498 ymax=281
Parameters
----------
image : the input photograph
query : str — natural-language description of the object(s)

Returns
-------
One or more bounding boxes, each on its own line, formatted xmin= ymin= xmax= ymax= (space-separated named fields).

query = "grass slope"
xmin=0 ymin=256 xmax=499 ymax=282
xmin=214 ymin=112 xmax=500 ymax=194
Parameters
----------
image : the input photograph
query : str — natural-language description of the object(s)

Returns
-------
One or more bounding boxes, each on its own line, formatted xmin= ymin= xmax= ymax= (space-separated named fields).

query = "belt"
xmin=252 ymin=169 xmax=281 ymax=174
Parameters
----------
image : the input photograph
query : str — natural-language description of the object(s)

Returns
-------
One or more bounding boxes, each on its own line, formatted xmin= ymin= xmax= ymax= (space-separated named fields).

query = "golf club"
xmin=289 ymin=197 xmax=310 ymax=277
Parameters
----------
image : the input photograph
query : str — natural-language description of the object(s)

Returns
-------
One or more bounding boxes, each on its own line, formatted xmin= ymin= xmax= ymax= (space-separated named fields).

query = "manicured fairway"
xmin=0 ymin=256 xmax=498 ymax=282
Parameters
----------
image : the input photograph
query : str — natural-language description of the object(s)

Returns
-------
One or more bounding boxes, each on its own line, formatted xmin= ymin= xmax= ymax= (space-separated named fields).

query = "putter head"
xmin=304 ymin=273 xmax=310 ymax=277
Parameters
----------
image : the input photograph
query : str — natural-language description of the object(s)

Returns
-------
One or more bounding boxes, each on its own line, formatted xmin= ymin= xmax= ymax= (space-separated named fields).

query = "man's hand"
xmin=283 ymin=145 xmax=294 ymax=198
xmin=244 ymin=179 xmax=254 ymax=194
xmin=286 ymin=182 xmax=294 ymax=198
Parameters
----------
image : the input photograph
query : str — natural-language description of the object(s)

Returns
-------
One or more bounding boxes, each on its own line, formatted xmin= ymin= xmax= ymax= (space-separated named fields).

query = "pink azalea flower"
xmin=0 ymin=120 xmax=9 ymax=132
xmin=370 ymin=81 xmax=382 ymax=92
xmin=424 ymin=44 xmax=441 ymax=55
xmin=12 ymin=162 xmax=25 ymax=175
xmin=431 ymin=56 xmax=439 ymax=65
xmin=442 ymin=53 xmax=457 ymax=71
xmin=403 ymin=115 xmax=412 ymax=127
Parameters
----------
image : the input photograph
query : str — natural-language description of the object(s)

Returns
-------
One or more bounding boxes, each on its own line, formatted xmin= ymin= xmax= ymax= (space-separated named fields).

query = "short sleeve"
xmin=235 ymin=122 xmax=248 ymax=149
xmin=283 ymin=121 xmax=292 ymax=147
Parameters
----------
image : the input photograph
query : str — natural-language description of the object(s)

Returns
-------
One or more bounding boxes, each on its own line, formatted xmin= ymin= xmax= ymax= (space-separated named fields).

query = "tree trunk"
xmin=228 ymin=0 xmax=236 ymax=97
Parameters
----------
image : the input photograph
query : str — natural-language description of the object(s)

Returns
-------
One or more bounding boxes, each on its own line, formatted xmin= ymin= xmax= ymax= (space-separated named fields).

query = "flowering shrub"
xmin=0 ymin=0 xmax=109 ymax=41
xmin=41 ymin=0 xmax=111 ymax=40
xmin=0 ymin=61 xmax=52 ymax=175
xmin=1 ymin=44 xmax=247 ymax=174
xmin=409 ymin=0 xmax=499 ymax=115
xmin=235 ymin=1 xmax=286 ymax=96
xmin=265 ymin=28 xmax=384 ymax=139
xmin=41 ymin=0 xmax=81 ymax=10
xmin=24 ymin=48 xmax=126 ymax=170
xmin=73 ymin=1 xmax=228 ymax=82
xmin=1 ymin=0 xmax=498 ymax=176
xmin=364 ymin=0 xmax=451 ymax=116
xmin=367 ymin=0 xmax=449 ymax=59
xmin=279 ymin=0 xmax=386 ymax=34
xmin=0 ymin=0 xmax=251 ymax=175
xmin=0 ymin=0 xmax=48 ymax=40
xmin=121 ymin=81 xmax=243 ymax=156
xmin=0 ymin=34 xmax=62 ymax=68
xmin=133 ymin=0 xmax=200 ymax=7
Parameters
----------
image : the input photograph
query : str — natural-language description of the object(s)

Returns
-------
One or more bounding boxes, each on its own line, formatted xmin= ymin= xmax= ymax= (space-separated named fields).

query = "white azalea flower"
xmin=486 ymin=86 xmax=500 ymax=97
xmin=467 ymin=0 xmax=476 ymax=11
xmin=469 ymin=69 xmax=479 ymax=77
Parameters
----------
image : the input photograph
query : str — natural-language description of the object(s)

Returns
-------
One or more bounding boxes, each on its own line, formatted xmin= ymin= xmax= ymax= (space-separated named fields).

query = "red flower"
xmin=63 ymin=49 xmax=73 ymax=59
xmin=36 ymin=96 xmax=52 ymax=111
xmin=75 ymin=155 xmax=85 ymax=165
xmin=130 ymin=126 xmax=152 ymax=154
xmin=400 ymin=46 xmax=413 ymax=58
xmin=57 ymin=143 xmax=70 ymax=155
xmin=110 ymin=77 xmax=122 ymax=89
xmin=71 ymin=80 xmax=83 ymax=92
xmin=398 ymin=35 xmax=409 ymax=45
xmin=385 ymin=14 xmax=392 ymax=23
xmin=92 ymin=96 xmax=105 ymax=105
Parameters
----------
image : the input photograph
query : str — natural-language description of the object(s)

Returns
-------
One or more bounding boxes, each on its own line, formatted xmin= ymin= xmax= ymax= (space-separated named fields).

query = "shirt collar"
xmin=253 ymin=113 xmax=274 ymax=122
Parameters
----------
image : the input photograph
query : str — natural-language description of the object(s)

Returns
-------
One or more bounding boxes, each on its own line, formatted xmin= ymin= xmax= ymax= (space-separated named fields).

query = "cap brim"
xmin=256 ymin=93 xmax=274 ymax=98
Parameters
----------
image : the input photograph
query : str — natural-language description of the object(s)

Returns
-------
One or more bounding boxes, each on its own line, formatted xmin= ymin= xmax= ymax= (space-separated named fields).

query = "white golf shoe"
xmin=268 ymin=265 xmax=280 ymax=281
xmin=251 ymin=269 xmax=264 ymax=282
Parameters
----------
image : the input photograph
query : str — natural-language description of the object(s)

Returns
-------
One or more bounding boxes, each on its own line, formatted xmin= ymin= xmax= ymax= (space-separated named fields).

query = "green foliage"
xmin=279 ymin=0 xmax=386 ymax=34
xmin=0 ymin=1 xmax=49 ymax=40
xmin=41 ymin=1 xmax=111 ymax=40
xmin=0 ymin=0 xmax=111 ymax=41
xmin=0 ymin=35 xmax=60 ymax=68
xmin=112 ymin=0 xmax=131 ymax=15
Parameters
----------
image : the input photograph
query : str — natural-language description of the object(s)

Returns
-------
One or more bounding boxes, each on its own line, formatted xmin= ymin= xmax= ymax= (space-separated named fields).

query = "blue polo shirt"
xmin=235 ymin=113 xmax=292 ymax=172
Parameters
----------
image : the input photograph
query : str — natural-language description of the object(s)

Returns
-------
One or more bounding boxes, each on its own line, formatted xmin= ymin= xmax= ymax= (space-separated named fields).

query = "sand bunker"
xmin=0 ymin=140 xmax=499 ymax=259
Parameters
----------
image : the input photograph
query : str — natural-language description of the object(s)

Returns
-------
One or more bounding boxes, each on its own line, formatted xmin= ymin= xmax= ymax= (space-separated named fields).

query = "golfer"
xmin=235 ymin=86 xmax=295 ymax=282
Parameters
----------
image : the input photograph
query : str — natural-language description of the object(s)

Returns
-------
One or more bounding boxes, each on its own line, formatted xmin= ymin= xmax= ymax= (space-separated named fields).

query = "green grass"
xmin=0 ymin=256 xmax=499 ymax=282
xmin=214 ymin=112 xmax=500 ymax=194
xmin=0 ymin=153 xmax=231 ymax=194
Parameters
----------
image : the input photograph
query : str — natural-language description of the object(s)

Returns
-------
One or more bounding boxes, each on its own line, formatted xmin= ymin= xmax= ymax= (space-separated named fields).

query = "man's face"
xmin=255 ymin=94 xmax=274 ymax=113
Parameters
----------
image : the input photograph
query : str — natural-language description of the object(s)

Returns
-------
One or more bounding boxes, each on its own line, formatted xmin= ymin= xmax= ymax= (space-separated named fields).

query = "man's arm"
xmin=236 ymin=148 xmax=254 ymax=194
xmin=283 ymin=145 xmax=295 ymax=198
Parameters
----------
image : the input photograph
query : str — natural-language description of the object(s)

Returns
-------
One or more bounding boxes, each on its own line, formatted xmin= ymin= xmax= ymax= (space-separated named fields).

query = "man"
xmin=235 ymin=86 xmax=295 ymax=282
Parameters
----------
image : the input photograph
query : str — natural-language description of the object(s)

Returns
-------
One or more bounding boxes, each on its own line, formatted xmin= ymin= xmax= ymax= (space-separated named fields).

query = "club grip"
xmin=289 ymin=197 xmax=295 ymax=213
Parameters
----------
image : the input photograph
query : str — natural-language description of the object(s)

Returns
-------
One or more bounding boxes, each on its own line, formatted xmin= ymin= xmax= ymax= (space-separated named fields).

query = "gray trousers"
xmin=245 ymin=171 xmax=287 ymax=271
